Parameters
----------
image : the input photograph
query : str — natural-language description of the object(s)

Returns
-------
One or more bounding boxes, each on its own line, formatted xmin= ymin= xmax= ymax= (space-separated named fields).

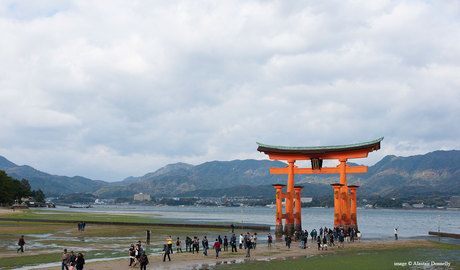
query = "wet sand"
xmin=40 ymin=239 xmax=436 ymax=270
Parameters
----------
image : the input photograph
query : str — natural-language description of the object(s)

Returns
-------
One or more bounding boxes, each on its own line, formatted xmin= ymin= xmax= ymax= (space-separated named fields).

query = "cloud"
xmin=0 ymin=0 xmax=459 ymax=181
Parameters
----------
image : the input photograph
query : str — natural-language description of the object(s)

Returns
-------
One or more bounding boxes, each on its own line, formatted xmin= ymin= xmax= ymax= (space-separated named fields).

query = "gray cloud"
xmin=0 ymin=0 xmax=459 ymax=181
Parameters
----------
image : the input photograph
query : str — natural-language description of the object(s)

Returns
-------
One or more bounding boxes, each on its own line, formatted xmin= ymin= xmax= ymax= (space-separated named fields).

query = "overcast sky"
xmin=0 ymin=1 xmax=459 ymax=181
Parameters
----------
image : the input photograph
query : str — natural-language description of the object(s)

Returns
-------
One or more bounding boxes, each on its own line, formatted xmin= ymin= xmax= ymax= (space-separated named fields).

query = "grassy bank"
xmin=217 ymin=241 xmax=460 ymax=270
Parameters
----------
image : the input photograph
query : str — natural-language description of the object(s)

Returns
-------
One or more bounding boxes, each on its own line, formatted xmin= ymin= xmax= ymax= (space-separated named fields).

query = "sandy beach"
xmin=38 ymin=239 xmax=438 ymax=270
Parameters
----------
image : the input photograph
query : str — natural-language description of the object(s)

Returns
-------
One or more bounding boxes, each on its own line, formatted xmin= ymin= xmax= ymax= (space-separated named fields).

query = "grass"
xmin=0 ymin=219 xmax=234 ymax=269
xmin=217 ymin=241 xmax=460 ymax=270
xmin=0 ymin=249 xmax=127 ymax=269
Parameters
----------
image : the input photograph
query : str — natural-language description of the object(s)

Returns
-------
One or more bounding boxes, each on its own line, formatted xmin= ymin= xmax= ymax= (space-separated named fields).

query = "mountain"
xmin=1 ymin=150 xmax=459 ymax=199
xmin=98 ymin=150 xmax=460 ymax=199
xmin=96 ymin=159 xmax=287 ymax=198
xmin=360 ymin=150 xmax=460 ymax=196
xmin=0 ymin=156 xmax=109 ymax=196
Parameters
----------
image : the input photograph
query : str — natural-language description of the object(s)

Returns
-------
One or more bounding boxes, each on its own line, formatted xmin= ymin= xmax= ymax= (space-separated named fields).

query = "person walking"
xmin=285 ymin=235 xmax=291 ymax=249
xmin=17 ymin=235 xmax=25 ymax=253
xmin=166 ymin=236 xmax=173 ymax=254
xmin=213 ymin=239 xmax=221 ymax=258
xmin=139 ymin=252 xmax=149 ymax=270
xmin=129 ymin=244 xmax=136 ymax=267
xmin=163 ymin=244 xmax=171 ymax=262
xmin=69 ymin=251 xmax=76 ymax=270
xmin=75 ymin=253 xmax=85 ymax=270
xmin=202 ymin=236 xmax=209 ymax=256
xmin=61 ymin=249 xmax=70 ymax=270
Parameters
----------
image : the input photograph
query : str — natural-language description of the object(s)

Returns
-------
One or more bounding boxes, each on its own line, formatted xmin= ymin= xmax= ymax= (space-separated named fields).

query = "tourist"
xmin=316 ymin=236 xmax=321 ymax=250
xmin=230 ymin=233 xmax=237 ymax=252
xmin=231 ymin=223 xmax=235 ymax=233
xmin=218 ymin=235 xmax=223 ymax=245
xmin=69 ymin=251 xmax=76 ymax=270
xmin=394 ymin=227 xmax=398 ymax=240
xmin=167 ymin=236 xmax=173 ymax=254
xmin=223 ymin=235 xmax=228 ymax=251
xmin=17 ymin=235 xmax=25 ymax=253
xmin=139 ymin=252 xmax=149 ymax=270
xmin=129 ymin=244 xmax=136 ymax=266
xmin=267 ymin=233 xmax=273 ymax=248
xmin=322 ymin=234 xmax=328 ymax=250
xmin=192 ymin=236 xmax=199 ymax=254
xmin=185 ymin=236 xmax=192 ymax=252
xmin=356 ymin=230 xmax=362 ymax=241
xmin=253 ymin=233 xmax=257 ymax=249
xmin=239 ymin=234 xmax=244 ymax=249
xmin=202 ymin=236 xmax=209 ymax=256
xmin=338 ymin=231 xmax=345 ymax=248
xmin=213 ymin=238 xmax=221 ymax=258
xmin=245 ymin=235 xmax=252 ymax=257
xmin=176 ymin=237 xmax=183 ymax=253
xmin=75 ymin=253 xmax=85 ymax=270
xmin=61 ymin=249 xmax=70 ymax=270
xmin=285 ymin=235 xmax=291 ymax=249
xmin=310 ymin=229 xmax=317 ymax=241
xmin=163 ymin=244 xmax=171 ymax=262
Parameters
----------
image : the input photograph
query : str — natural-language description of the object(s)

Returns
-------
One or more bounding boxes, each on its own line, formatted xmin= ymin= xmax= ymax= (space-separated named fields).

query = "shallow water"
xmin=44 ymin=205 xmax=460 ymax=239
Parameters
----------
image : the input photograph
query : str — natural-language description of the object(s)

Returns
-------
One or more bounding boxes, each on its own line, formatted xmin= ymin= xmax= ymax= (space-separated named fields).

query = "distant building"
xmin=402 ymin=203 xmax=411 ymax=208
xmin=134 ymin=193 xmax=151 ymax=201
xmin=301 ymin=197 xmax=313 ymax=203
xmin=412 ymin=202 xmax=425 ymax=208
xmin=448 ymin=196 xmax=460 ymax=208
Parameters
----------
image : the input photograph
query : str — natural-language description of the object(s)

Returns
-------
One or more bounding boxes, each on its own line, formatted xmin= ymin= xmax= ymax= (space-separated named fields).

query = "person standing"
xmin=17 ymin=235 xmax=25 ymax=253
xmin=267 ymin=233 xmax=273 ymax=248
xmin=61 ymin=249 xmax=70 ymax=270
xmin=176 ymin=237 xmax=183 ymax=253
xmin=239 ymin=234 xmax=244 ymax=249
xmin=166 ymin=236 xmax=173 ymax=254
xmin=75 ymin=253 xmax=85 ymax=270
xmin=223 ymin=236 xmax=228 ymax=251
xmin=253 ymin=233 xmax=257 ymax=249
xmin=231 ymin=223 xmax=235 ymax=233
xmin=213 ymin=239 xmax=221 ymax=258
xmin=245 ymin=235 xmax=252 ymax=258
xmin=394 ymin=227 xmax=398 ymax=240
xmin=230 ymin=234 xmax=237 ymax=252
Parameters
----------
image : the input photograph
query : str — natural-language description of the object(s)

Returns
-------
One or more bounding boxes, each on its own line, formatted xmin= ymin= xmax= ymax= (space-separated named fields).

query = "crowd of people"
xmin=125 ymin=226 xmax=361 ymax=269
xmin=60 ymin=248 xmax=85 ymax=270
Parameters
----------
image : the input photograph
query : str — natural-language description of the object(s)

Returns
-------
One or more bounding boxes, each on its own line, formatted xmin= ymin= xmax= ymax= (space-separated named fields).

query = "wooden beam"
xmin=270 ymin=165 xmax=368 ymax=175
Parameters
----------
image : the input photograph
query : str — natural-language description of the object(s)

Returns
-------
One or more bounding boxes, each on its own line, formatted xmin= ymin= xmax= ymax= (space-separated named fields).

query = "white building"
xmin=134 ymin=193 xmax=151 ymax=201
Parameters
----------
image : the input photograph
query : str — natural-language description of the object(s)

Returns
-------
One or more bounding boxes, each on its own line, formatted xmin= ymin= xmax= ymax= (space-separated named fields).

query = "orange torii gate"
xmin=257 ymin=138 xmax=383 ymax=237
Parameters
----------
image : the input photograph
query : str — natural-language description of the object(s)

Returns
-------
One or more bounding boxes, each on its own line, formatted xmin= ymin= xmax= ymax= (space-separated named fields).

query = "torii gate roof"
xmin=257 ymin=137 xmax=383 ymax=156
